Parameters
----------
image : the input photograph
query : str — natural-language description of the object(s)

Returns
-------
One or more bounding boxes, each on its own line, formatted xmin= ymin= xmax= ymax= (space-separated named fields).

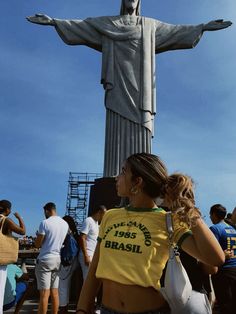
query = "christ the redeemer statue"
xmin=27 ymin=0 xmax=232 ymax=177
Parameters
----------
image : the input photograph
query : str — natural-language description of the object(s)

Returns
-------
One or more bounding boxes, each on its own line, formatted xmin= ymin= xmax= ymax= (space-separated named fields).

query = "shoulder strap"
xmin=165 ymin=212 xmax=180 ymax=256
xmin=0 ymin=215 xmax=6 ymax=232
xmin=165 ymin=211 xmax=173 ymax=238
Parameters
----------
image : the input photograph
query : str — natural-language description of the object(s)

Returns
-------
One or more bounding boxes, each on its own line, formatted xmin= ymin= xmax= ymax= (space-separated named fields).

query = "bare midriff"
xmin=102 ymin=279 xmax=167 ymax=313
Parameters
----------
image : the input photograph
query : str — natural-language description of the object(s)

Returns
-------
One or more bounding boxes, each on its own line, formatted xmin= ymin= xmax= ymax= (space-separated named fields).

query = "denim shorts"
xmin=100 ymin=304 xmax=170 ymax=314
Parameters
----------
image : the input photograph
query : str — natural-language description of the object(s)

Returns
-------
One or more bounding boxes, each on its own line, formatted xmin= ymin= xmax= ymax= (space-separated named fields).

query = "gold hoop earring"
xmin=130 ymin=187 xmax=138 ymax=195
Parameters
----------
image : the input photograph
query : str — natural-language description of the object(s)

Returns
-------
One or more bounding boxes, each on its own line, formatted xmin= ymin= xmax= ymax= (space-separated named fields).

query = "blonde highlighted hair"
xmin=164 ymin=174 xmax=201 ymax=227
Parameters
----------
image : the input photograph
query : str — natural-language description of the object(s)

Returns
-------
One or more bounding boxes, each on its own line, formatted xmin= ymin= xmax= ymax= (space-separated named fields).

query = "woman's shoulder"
xmin=104 ymin=207 xmax=126 ymax=216
xmin=101 ymin=208 xmax=126 ymax=222
xmin=0 ymin=216 xmax=12 ymax=234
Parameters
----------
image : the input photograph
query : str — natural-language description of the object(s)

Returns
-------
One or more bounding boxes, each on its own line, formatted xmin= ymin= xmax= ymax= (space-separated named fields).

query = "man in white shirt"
xmin=35 ymin=202 xmax=68 ymax=314
xmin=79 ymin=205 xmax=106 ymax=280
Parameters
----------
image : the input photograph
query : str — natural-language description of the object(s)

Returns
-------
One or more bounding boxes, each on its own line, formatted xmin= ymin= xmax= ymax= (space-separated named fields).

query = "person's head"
xmin=226 ymin=213 xmax=232 ymax=220
xmin=116 ymin=153 xmax=200 ymax=226
xmin=224 ymin=213 xmax=233 ymax=226
xmin=90 ymin=205 xmax=107 ymax=223
xmin=0 ymin=199 xmax=12 ymax=216
xmin=63 ymin=215 xmax=78 ymax=235
xmin=210 ymin=204 xmax=227 ymax=224
xmin=232 ymin=207 xmax=236 ymax=224
xmin=120 ymin=0 xmax=141 ymax=16
xmin=117 ymin=153 xmax=168 ymax=199
xmin=43 ymin=202 xmax=56 ymax=218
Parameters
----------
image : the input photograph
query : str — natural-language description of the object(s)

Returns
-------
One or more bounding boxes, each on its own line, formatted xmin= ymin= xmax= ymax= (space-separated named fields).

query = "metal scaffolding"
xmin=65 ymin=172 xmax=102 ymax=231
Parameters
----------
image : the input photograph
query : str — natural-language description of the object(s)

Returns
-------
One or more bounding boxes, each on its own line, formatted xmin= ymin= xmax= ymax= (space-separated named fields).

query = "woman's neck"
xmin=129 ymin=194 xmax=156 ymax=209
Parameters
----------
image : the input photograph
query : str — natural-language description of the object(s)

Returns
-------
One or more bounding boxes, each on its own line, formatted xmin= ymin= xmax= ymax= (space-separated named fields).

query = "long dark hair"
xmin=63 ymin=215 xmax=79 ymax=237
xmin=0 ymin=200 xmax=12 ymax=214
xmin=126 ymin=153 xmax=167 ymax=199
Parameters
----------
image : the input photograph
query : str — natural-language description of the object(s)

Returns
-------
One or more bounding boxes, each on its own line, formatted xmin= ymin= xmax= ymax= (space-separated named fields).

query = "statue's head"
xmin=120 ymin=0 xmax=141 ymax=16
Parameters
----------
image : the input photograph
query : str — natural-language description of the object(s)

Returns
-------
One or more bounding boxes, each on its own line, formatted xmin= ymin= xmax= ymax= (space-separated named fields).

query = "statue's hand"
xmin=203 ymin=19 xmax=232 ymax=31
xmin=26 ymin=14 xmax=55 ymax=26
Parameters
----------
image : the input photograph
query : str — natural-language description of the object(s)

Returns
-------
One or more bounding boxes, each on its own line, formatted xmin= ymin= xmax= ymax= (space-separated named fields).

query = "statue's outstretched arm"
xmin=26 ymin=14 xmax=56 ymax=26
xmin=203 ymin=19 xmax=232 ymax=31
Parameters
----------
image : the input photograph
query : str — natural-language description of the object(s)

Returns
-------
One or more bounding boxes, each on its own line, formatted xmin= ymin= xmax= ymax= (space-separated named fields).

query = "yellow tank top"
xmin=96 ymin=207 xmax=191 ymax=290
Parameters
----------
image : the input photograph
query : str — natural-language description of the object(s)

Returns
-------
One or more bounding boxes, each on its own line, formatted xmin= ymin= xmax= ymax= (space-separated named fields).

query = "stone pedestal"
xmin=88 ymin=177 xmax=122 ymax=214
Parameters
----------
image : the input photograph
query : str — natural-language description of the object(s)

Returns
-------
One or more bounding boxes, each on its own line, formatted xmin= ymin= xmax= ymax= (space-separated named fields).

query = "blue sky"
xmin=1 ymin=0 xmax=236 ymax=235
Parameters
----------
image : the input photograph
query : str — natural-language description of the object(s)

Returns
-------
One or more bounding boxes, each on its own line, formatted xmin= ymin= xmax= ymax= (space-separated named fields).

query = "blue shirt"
xmin=210 ymin=222 xmax=236 ymax=268
xmin=3 ymin=264 xmax=23 ymax=305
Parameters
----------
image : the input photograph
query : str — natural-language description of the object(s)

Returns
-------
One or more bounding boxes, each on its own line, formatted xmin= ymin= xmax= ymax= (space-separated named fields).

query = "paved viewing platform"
xmin=4 ymin=300 xmax=76 ymax=313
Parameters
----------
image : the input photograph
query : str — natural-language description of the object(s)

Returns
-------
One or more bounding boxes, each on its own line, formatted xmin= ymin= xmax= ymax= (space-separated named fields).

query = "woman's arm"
xmin=200 ymin=262 xmax=218 ymax=275
xmin=5 ymin=212 xmax=26 ymax=235
xmin=76 ymin=243 xmax=101 ymax=314
xmin=181 ymin=218 xmax=225 ymax=266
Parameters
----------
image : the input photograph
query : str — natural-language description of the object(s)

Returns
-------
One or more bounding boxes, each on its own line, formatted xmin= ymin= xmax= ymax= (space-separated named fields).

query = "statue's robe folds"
xmin=54 ymin=15 xmax=203 ymax=176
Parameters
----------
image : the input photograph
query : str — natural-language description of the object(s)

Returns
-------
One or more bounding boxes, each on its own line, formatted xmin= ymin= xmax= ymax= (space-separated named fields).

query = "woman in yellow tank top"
xmin=76 ymin=152 xmax=224 ymax=314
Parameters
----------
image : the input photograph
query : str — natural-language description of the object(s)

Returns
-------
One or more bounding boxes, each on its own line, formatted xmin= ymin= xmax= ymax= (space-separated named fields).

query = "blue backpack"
xmin=60 ymin=233 xmax=79 ymax=267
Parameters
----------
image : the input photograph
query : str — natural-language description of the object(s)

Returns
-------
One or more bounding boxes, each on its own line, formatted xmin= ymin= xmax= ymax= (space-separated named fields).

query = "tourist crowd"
xmin=0 ymin=153 xmax=236 ymax=314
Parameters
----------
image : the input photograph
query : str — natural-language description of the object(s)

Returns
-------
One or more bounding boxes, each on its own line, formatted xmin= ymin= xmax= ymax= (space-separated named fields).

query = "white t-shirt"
xmin=38 ymin=216 xmax=68 ymax=260
xmin=80 ymin=217 xmax=99 ymax=255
